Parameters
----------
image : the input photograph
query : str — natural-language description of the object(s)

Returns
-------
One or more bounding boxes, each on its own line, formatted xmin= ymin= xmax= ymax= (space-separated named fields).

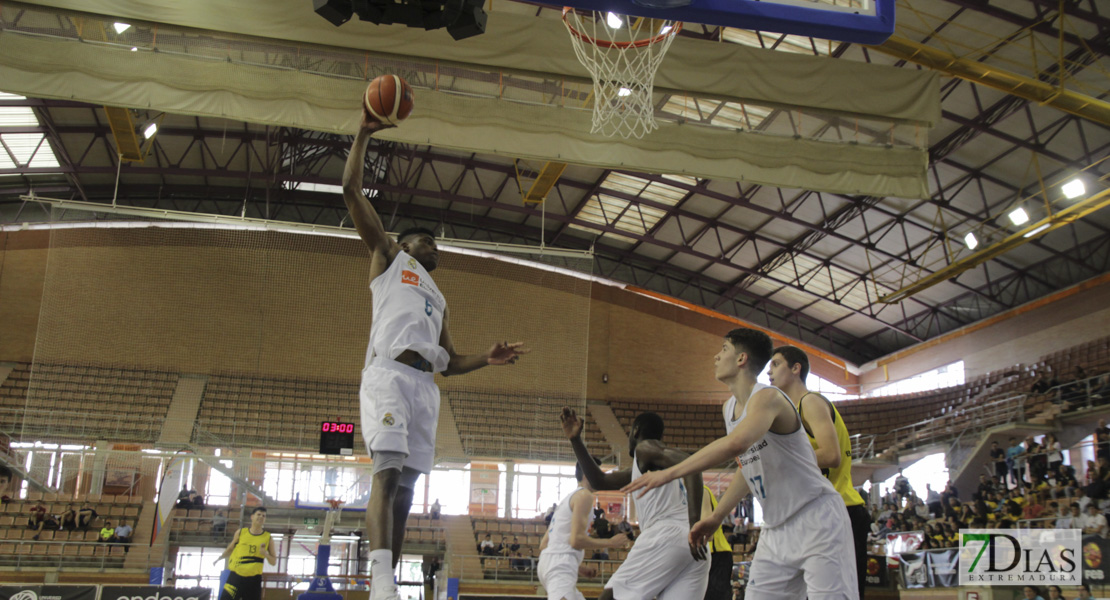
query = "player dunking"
xmin=537 ymin=456 xmax=630 ymax=600
xmin=215 ymin=507 xmax=277 ymax=600
xmin=768 ymin=345 xmax=871 ymax=600
xmin=343 ymin=114 xmax=529 ymax=600
xmin=561 ymin=408 xmax=709 ymax=600
xmin=623 ymin=328 xmax=858 ymax=599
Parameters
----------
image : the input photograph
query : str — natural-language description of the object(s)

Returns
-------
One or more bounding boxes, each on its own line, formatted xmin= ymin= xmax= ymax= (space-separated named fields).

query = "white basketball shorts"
xmin=538 ymin=551 xmax=586 ymax=600
xmin=605 ymin=521 xmax=709 ymax=600
xmin=747 ymin=492 xmax=859 ymax=600
xmin=359 ymin=357 xmax=440 ymax=474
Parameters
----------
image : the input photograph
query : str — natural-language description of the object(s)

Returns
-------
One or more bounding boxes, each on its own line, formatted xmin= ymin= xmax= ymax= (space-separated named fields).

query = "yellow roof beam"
xmin=871 ymin=35 xmax=1110 ymax=127
xmin=523 ymin=162 xmax=568 ymax=205
xmin=879 ymin=186 xmax=1110 ymax=303
xmin=102 ymin=106 xmax=144 ymax=162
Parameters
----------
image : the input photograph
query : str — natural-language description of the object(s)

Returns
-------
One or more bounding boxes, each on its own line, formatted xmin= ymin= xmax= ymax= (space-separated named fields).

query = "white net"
xmin=563 ymin=9 xmax=680 ymax=139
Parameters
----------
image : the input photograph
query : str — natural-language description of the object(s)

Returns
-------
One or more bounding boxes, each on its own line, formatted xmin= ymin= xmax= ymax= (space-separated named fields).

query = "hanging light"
xmin=964 ymin=232 xmax=978 ymax=250
xmin=1008 ymin=207 xmax=1029 ymax=226
xmin=143 ymin=123 xmax=158 ymax=139
xmin=606 ymin=12 xmax=622 ymax=28
xmin=618 ymin=87 xmax=632 ymax=97
xmin=1062 ymin=178 xmax=1085 ymax=199
xmin=113 ymin=22 xmax=131 ymax=34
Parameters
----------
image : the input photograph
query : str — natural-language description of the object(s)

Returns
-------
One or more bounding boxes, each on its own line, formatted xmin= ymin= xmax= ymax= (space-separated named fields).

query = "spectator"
xmin=76 ymin=504 xmax=98 ymax=530
xmin=113 ymin=519 xmax=133 ymax=552
xmin=942 ymin=480 xmax=959 ymax=504
xmin=479 ymin=533 xmax=496 ymax=556
xmin=27 ymin=503 xmax=51 ymax=540
xmin=593 ymin=502 xmax=604 ymax=520
xmin=1051 ymin=464 xmax=1079 ymax=500
xmin=1008 ymin=437 xmax=1027 ymax=490
xmin=913 ymin=497 xmax=930 ymax=520
xmin=1032 ymin=373 xmax=1053 ymax=394
xmin=543 ymin=503 xmax=557 ymax=525
xmin=99 ymin=520 xmax=115 ymax=543
xmin=1096 ymin=419 xmax=1110 ymax=461
xmin=893 ymin=470 xmax=911 ymax=503
xmin=510 ymin=551 xmax=530 ymax=570
xmin=1088 ymin=457 xmax=1110 ymax=500
xmin=616 ymin=515 xmax=633 ymax=538
xmin=1027 ymin=436 xmax=1048 ymax=487
xmin=590 ymin=547 xmax=609 ymax=560
xmin=496 ymin=535 xmax=509 ymax=557
xmin=1075 ymin=583 xmax=1095 ymax=599
xmin=212 ymin=509 xmax=227 ymax=538
xmin=430 ymin=499 xmax=441 ymax=519
xmin=1048 ymin=585 xmax=1065 ymax=600
xmin=187 ymin=489 xmax=205 ymax=509
xmin=1081 ymin=504 xmax=1108 ymax=537
xmin=176 ymin=485 xmax=192 ymax=508
xmin=59 ymin=504 xmax=77 ymax=531
xmin=1022 ymin=493 xmax=1047 ymax=520
xmin=925 ymin=484 xmax=942 ymax=517
xmin=1092 ymin=375 xmax=1110 ymax=403
xmin=592 ymin=512 xmax=612 ymax=539
xmin=1024 ymin=586 xmax=1046 ymax=600
xmin=508 ymin=535 xmax=521 ymax=554
xmin=1057 ymin=503 xmax=1081 ymax=529
xmin=976 ymin=474 xmax=993 ymax=500
xmin=1062 ymin=368 xmax=1088 ymax=406
xmin=989 ymin=441 xmax=1008 ymax=483
xmin=0 ymin=465 xmax=12 ymax=503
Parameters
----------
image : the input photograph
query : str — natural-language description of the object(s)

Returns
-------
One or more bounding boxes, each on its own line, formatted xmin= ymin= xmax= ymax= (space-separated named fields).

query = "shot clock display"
xmin=320 ymin=421 xmax=355 ymax=455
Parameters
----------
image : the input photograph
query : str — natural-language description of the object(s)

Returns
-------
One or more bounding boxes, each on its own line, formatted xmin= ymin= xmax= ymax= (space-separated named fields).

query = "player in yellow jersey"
xmin=701 ymin=485 xmax=732 ymax=600
xmin=768 ymin=346 xmax=871 ymax=600
xmin=216 ymin=507 xmax=277 ymax=600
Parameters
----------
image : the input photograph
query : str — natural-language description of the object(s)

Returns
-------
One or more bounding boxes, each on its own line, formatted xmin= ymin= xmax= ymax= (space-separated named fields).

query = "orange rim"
xmin=562 ymin=7 xmax=682 ymax=49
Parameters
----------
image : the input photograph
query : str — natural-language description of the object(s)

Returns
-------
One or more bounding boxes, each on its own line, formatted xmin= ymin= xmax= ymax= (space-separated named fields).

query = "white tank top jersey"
xmin=723 ymin=383 xmax=838 ymax=528
xmin=631 ymin=451 xmax=689 ymax=531
xmin=366 ymin=250 xmax=450 ymax=373
xmin=543 ymin=487 xmax=588 ymax=560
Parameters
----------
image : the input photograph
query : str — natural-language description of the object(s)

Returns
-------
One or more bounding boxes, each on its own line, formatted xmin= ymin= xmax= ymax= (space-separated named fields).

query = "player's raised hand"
xmin=607 ymin=533 xmax=631 ymax=548
xmin=560 ymin=407 xmax=584 ymax=440
xmin=487 ymin=341 xmax=529 ymax=365
xmin=620 ymin=468 xmax=675 ymax=498
xmin=688 ymin=517 xmax=719 ymax=549
xmin=360 ymin=111 xmax=395 ymax=133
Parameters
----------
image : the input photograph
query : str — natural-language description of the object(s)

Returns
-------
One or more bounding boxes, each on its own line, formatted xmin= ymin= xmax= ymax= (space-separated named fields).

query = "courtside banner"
xmin=152 ymin=450 xmax=193 ymax=545
xmin=0 ymin=586 xmax=97 ymax=600
xmin=100 ymin=586 xmax=211 ymax=600
xmin=959 ymin=529 xmax=1080 ymax=585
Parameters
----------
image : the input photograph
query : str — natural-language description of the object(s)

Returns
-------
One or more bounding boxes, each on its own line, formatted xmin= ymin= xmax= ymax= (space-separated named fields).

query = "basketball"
xmin=363 ymin=74 xmax=415 ymax=125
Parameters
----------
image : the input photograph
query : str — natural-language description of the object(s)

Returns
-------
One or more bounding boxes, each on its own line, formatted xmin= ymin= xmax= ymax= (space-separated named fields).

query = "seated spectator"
xmin=59 ymin=504 xmax=77 ymax=531
xmin=113 ymin=519 xmax=133 ymax=553
xmin=616 ymin=516 xmax=634 ymax=538
xmin=593 ymin=513 xmax=612 ymax=539
xmin=76 ymin=504 xmax=98 ymax=530
xmin=430 ymin=499 xmax=441 ymax=519
xmin=1046 ymin=585 xmax=1065 ymax=600
xmin=510 ymin=551 xmax=532 ymax=570
xmin=508 ymin=535 xmax=521 ymax=554
xmin=1024 ymin=585 xmax=1046 ymax=600
xmin=187 ymin=489 xmax=205 ymax=509
xmin=1076 ymin=583 xmax=1096 ymax=599
xmin=1057 ymin=503 xmax=1081 ymax=529
xmin=1092 ymin=375 xmax=1110 ymax=403
xmin=1081 ymin=505 xmax=1108 ymax=537
xmin=1051 ymin=464 xmax=1080 ymax=500
xmin=591 ymin=547 xmax=609 ymax=560
xmin=176 ymin=485 xmax=192 ymax=508
xmin=1061 ymin=368 xmax=1088 ymax=406
xmin=479 ymin=533 xmax=497 ymax=556
xmin=913 ymin=497 xmax=930 ymax=520
xmin=0 ymin=466 xmax=12 ymax=503
xmin=99 ymin=520 xmax=115 ymax=543
xmin=1087 ymin=456 xmax=1110 ymax=500
xmin=27 ymin=503 xmax=54 ymax=540
xmin=496 ymin=535 xmax=509 ymax=556
xmin=1023 ymin=493 xmax=1047 ymax=520
xmin=212 ymin=509 xmax=227 ymax=538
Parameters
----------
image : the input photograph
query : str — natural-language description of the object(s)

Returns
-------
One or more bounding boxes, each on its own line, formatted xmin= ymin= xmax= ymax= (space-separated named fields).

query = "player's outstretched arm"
xmin=620 ymin=389 xmax=784 ymax=496
xmin=342 ymin=113 xmax=398 ymax=271
xmin=800 ymin=392 xmax=841 ymax=470
xmin=264 ymin=536 xmax=278 ymax=566
xmin=560 ymin=407 xmax=633 ymax=491
xmin=439 ymin=308 xmax=529 ymax=376
xmin=690 ymin=467 xmax=749 ymax=547
xmin=213 ymin=528 xmax=241 ymax=565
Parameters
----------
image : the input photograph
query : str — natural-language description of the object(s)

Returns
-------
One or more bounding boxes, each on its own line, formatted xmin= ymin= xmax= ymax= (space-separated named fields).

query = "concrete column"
xmin=503 ymin=460 xmax=514 ymax=518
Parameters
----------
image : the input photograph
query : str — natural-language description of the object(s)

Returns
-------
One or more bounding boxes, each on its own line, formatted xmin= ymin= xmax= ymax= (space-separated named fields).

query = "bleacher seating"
xmin=0 ymin=493 xmax=146 ymax=568
xmin=197 ymin=373 xmax=363 ymax=450
xmin=0 ymin=362 xmax=178 ymax=442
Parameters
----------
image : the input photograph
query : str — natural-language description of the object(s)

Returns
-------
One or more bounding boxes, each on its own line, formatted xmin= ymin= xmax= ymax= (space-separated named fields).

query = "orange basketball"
xmin=363 ymin=75 xmax=414 ymax=126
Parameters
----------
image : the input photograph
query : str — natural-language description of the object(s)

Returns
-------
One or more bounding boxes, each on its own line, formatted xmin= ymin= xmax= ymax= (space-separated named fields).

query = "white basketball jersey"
xmin=543 ymin=487 xmax=588 ymax=560
xmin=723 ymin=383 xmax=838 ymax=528
xmin=366 ymin=250 xmax=449 ymax=373
xmin=631 ymin=451 xmax=689 ymax=531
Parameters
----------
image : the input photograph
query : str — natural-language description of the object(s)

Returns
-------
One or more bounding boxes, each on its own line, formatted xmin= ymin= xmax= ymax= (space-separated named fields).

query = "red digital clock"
xmin=320 ymin=421 xmax=355 ymax=455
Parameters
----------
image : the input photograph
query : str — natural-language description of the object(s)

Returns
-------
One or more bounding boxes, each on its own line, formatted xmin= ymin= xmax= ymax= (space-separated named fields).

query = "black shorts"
xmin=703 ymin=551 xmax=733 ymax=600
xmin=220 ymin=572 xmax=262 ymax=600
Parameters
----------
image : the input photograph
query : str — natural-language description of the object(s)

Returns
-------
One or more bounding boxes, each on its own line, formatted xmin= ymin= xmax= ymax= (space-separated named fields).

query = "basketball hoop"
xmin=562 ymin=8 xmax=681 ymax=139
xmin=326 ymin=499 xmax=343 ymax=511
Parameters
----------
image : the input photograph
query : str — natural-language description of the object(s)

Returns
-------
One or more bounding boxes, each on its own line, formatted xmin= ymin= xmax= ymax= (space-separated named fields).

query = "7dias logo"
xmin=959 ymin=529 xmax=1080 ymax=585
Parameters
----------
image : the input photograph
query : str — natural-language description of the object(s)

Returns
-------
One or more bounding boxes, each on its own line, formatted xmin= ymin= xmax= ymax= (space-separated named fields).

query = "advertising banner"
xmin=0 ymin=587 xmax=97 ymax=600
xmin=100 ymin=587 xmax=212 ymax=600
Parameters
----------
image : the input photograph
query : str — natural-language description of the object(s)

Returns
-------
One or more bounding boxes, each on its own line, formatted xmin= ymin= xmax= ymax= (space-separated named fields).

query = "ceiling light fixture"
xmin=143 ymin=123 xmax=158 ymax=139
xmin=964 ymin=232 xmax=978 ymax=250
xmin=606 ymin=12 xmax=622 ymax=28
xmin=1008 ymin=207 xmax=1029 ymax=226
xmin=1023 ymin=224 xmax=1051 ymax=238
xmin=618 ymin=87 xmax=632 ymax=97
xmin=1062 ymin=178 xmax=1085 ymax=199
xmin=113 ymin=22 xmax=131 ymax=34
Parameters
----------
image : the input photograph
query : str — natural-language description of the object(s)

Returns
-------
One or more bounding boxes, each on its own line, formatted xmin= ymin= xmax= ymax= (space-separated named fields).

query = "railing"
xmin=891 ymin=394 xmax=1026 ymax=452
xmin=0 ymin=539 xmax=158 ymax=569
xmin=452 ymin=553 xmax=625 ymax=583
xmin=459 ymin=434 xmax=618 ymax=464
xmin=1037 ymin=373 xmax=1110 ymax=410
xmin=0 ymin=408 xmax=172 ymax=444
xmin=851 ymin=433 xmax=876 ymax=460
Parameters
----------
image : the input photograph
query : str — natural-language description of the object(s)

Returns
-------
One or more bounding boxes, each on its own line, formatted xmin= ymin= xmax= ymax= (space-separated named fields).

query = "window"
xmin=866 ymin=361 xmax=965 ymax=397
xmin=510 ymin=463 xmax=578 ymax=519
xmin=811 ymin=375 xmax=856 ymax=402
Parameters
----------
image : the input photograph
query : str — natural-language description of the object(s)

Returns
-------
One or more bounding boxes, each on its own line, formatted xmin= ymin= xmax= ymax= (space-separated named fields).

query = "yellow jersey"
xmin=703 ymin=486 xmax=732 ymax=554
xmin=229 ymin=527 xmax=271 ymax=577
xmin=798 ymin=392 xmax=865 ymax=507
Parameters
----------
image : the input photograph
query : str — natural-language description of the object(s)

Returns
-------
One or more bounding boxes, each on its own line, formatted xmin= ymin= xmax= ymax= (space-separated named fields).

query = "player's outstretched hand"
xmin=360 ymin=111 xmax=395 ymax=133
xmin=620 ymin=468 xmax=675 ymax=498
xmin=560 ymin=407 xmax=584 ymax=440
xmin=607 ymin=533 xmax=631 ymax=548
xmin=487 ymin=341 xmax=529 ymax=365
xmin=688 ymin=517 xmax=719 ymax=550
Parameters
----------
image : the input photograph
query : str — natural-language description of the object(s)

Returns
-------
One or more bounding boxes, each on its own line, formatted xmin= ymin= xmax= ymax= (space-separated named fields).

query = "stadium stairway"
xmin=157 ymin=375 xmax=209 ymax=445
xmin=442 ymin=514 xmax=484 ymax=580
xmin=587 ymin=402 xmax=630 ymax=467
xmin=435 ymin=392 xmax=467 ymax=462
